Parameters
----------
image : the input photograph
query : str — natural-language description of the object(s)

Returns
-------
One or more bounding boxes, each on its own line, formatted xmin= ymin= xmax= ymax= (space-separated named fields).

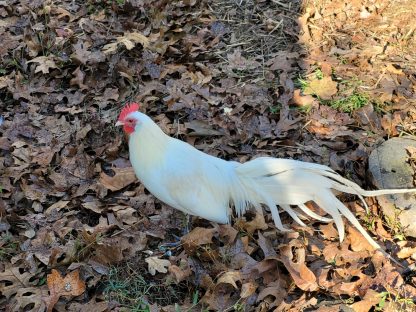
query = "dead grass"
xmin=104 ymin=259 xmax=192 ymax=310
xmin=208 ymin=0 xmax=302 ymax=84
xmin=301 ymin=0 xmax=416 ymax=106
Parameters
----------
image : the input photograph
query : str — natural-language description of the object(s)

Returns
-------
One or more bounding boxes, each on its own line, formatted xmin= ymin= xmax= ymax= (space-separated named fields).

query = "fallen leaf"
xmin=70 ymin=67 xmax=88 ymax=90
xmin=112 ymin=206 xmax=139 ymax=225
xmin=0 ymin=75 xmax=13 ymax=89
xmin=99 ymin=167 xmax=137 ymax=191
xmin=227 ymin=49 xmax=260 ymax=70
xmin=349 ymin=289 xmax=380 ymax=312
xmin=45 ymin=200 xmax=70 ymax=216
xmin=76 ymin=124 xmax=92 ymax=141
xmin=304 ymin=76 xmax=338 ymax=100
xmin=216 ymin=271 xmax=241 ymax=289
xmin=348 ymin=226 xmax=375 ymax=252
xmin=93 ymin=87 xmax=120 ymax=108
xmin=82 ymin=199 xmax=103 ymax=213
xmin=27 ymin=56 xmax=58 ymax=74
xmin=257 ymin=280 xmax=287 ymax=309
xmin=257 ymin=232 xmax=277 ymax=257
xmin=236 ymin=213 xmax=268 ymax=235
xmin=240 ymin=281 xmax=257 ymax=298
xmin=92 ymin=241 xmax=124 ymax=264
xmin=145 ymin=256 xmax=171 ymax=275
xmin=319 ymin=223 xmax=339 ymax=240
xmin=31 ymin=146 xmax=55 ymax=166
xmin=397 ymin=246 xmax=416 ymax=259
xmin=200 ymin=289 xmax=234 ymax=311
xmin=54 ymin=7 xmax=73 ymax=20
xmin=0 ymin=266 xmax=36 ymax=300
xmin=168 ymin=261 xmax=192 ymax=283
xmin=185 ymin=120 xmax=223 ymax=136
xmin=279 ymin=244 xmax=318 ymax=291
xmin=13 ymin=287 xmax=48 ymax=312
xmin=292 ymin=89 xmax=316 ymax=106
xmin=46 ymin=269 xmax=86 ymax=312
xmin=217 ymin=224 xmax=238 ymax=244
xmin=102 ymin=32 xmax=149 ymax=54
xmin=181 ymin=227 xmax=217 ymax=254
xmin=71 ymin=41 xmax=105 ymax=65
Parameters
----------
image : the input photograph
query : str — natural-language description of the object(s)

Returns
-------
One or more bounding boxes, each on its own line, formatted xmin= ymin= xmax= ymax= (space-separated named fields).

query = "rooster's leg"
xmin=160 ymin=234 xmax=182 ymax=248
xmin=159 ymin=214 xmax=192 ymax=252
xmin=182 ymin=214 xmax=192 ymax=235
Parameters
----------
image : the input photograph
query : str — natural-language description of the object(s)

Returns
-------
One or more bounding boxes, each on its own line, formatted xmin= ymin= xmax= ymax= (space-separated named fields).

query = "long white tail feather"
xmin=298 ymin=203 xmax=333 ymax=223
xmin=232 ymin=157 xmax=416 ymax=250
xmin=315 ymin=196 xmax=346 ymax=243
xmin=252 ymin=184 xmax=292 ymax=232
xmin=330 ymin=194 xmax=381 ymax=249
xmin=281 ymin=204 xmax=307 ymax=227
xmin=263 ymin=193 xmax=291 ymax=232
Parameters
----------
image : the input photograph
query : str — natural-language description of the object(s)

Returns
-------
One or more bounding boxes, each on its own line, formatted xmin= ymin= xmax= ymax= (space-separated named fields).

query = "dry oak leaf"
xmin=45 ymin=200 xmax=70 ymax=216
xmin=70 ymin=67 xmax=88 ymax=90
xmin=240 ymin=281 xmax=257 ymax=298
xmin=236 ymin=213 xmax=268 ymax=235
xmin=348 ymin=226 xmax=375 ymax=252
xmin=319 ymin=223 xmax=339 ymax=240
xmin=279 ymin=245 xmax=318 ymax=291
xmin=13 ymin=287 xmax=48 ymax=312
xmin=257 ymin=281 xmax=287 ymax=308
xmin=397 ymin=246 xmax=416 ymax=259
xmin=93 ymin=87 xmax=120 ymax=109
xmin=322 ymin=241 xmax=368 ymax=266
xmin=99 ymin=167 xmax=137 ymax=191
xmin=181 ymin=227 xmax=217 ymax=253
xmin=217 ymin=224 xmax=238 ymax=244
xmin=76 ymin=124 xmax=92 ymax=141
xmin=46 ymin=269 xmax=86 ymax=312
xmin=257 ymin=232 xmax=277 ymax=257
xmin=293 ymin=89 xmax=316 ymax=107
xmin=0 ymin=75 xmax=13 ymax=89
xmin=304 ymin=76 xmax=337 ymax=100
xmin=168 ymin=262 xmax=192 ymax=283
xmin=0 ymin=267 xmax=35 ymax=300
xmin=185 ymin=120 xmax=223 ymax=136
xmin=102 ymin=32 xmax=149 ymax=54
xmin=27 ymin=56 xmax=58 ymax=74
xmin=349 ymin=289 xmax=381 ymax=312
xmin=216 ymin=271 xmax=242 ymax=289
xmin=145 ymin=256 xmax=171 ymax=275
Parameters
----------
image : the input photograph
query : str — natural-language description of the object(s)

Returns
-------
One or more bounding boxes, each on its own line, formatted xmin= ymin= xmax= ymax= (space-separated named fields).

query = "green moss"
xmin=325 ymin=93 xmax=369 ymax=113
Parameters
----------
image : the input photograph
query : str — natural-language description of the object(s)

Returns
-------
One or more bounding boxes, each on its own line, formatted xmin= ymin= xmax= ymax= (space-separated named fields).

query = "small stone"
xmin=65 ymin=282 xmax=72 ymax=292
xmin=24 ymin=228 xmax=36 ymax=238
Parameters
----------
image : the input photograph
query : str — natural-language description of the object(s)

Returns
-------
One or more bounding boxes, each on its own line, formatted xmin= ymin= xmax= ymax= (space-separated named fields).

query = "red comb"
xmin=118 ymin=102 xmax=140 ymax=121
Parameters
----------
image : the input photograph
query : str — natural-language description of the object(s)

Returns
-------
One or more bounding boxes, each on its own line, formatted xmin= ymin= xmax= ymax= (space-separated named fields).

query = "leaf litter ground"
xmin=1 ymin=0 xmax=416 ymax=311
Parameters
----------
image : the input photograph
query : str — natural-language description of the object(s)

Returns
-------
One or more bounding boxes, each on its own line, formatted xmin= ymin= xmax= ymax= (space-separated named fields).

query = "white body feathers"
xmin=127 ymin=111 xmax=415 ymax=250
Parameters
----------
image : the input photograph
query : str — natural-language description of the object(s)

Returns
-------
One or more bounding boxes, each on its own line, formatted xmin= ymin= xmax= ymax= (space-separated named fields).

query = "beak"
xmin=115 ymin=121 xmax=124 ymax=127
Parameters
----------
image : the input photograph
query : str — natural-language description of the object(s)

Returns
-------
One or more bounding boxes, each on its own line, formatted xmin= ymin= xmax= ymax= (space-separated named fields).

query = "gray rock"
xmin=368 ymin=137 xmax=416 ymax=237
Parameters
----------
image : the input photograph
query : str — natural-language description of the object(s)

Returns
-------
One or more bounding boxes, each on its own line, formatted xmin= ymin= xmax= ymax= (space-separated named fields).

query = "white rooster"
xmin=116 ymin=103 xmax=415 ymax=250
